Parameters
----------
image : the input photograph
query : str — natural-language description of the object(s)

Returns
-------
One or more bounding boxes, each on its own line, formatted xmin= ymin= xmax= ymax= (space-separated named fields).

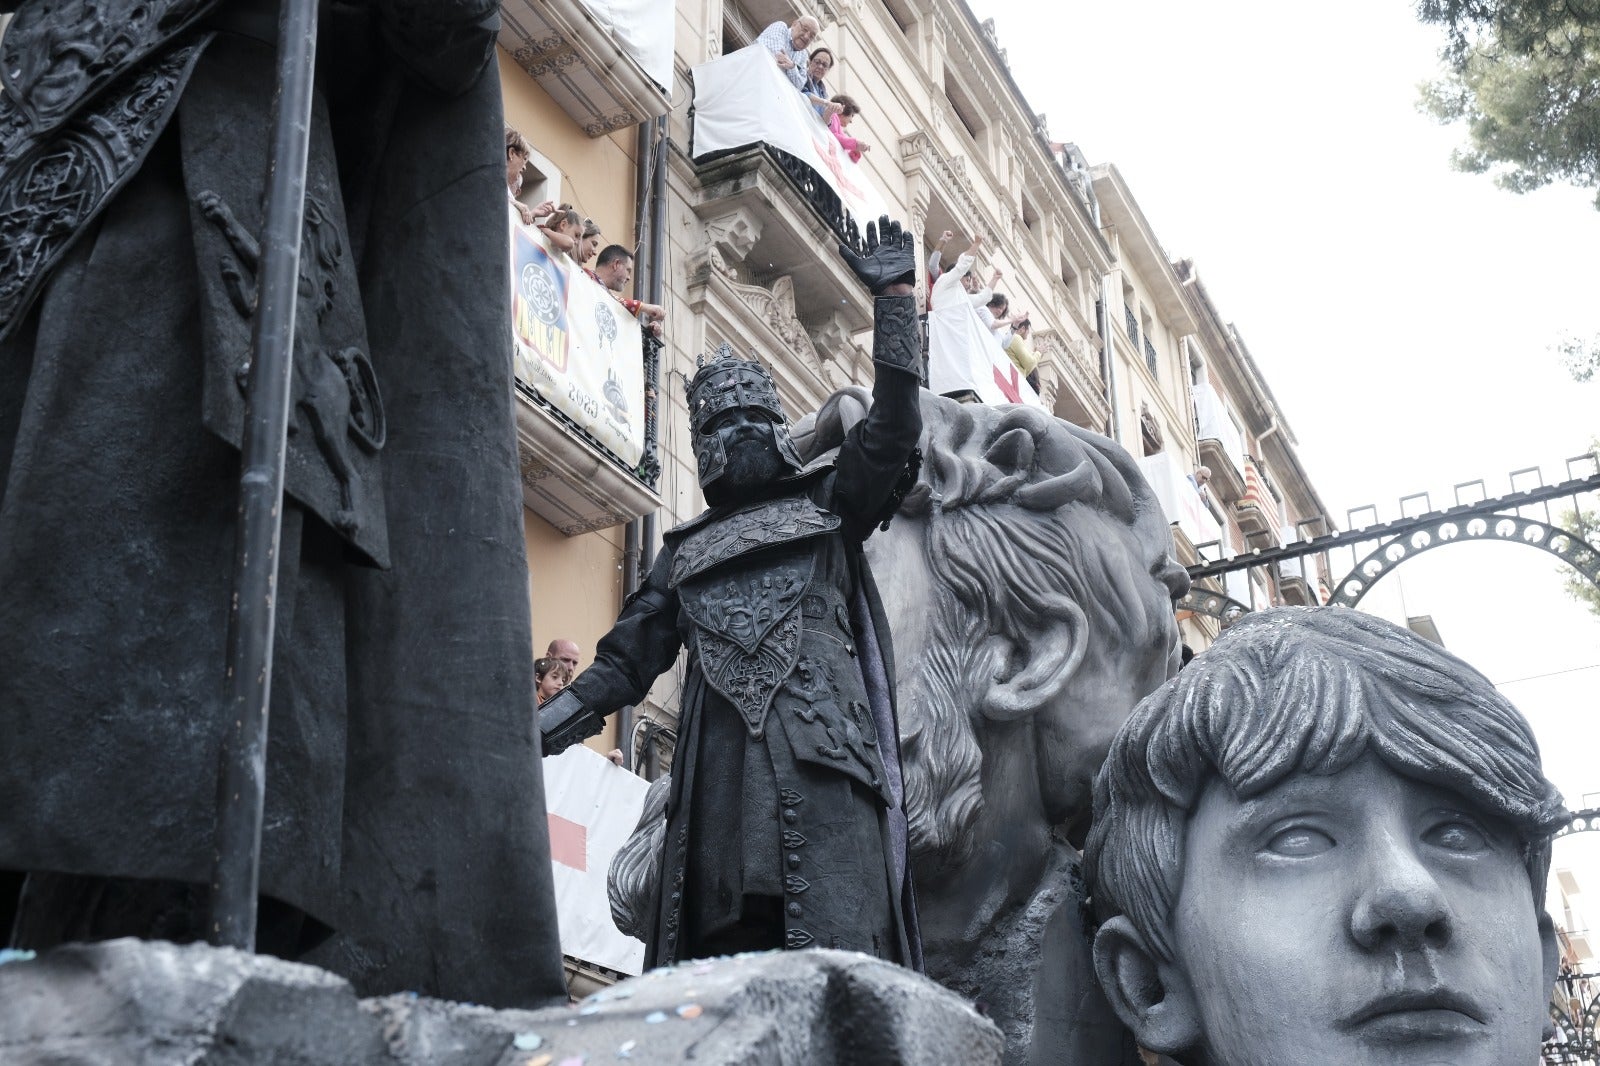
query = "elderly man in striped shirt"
xmin=757 ymin=15 xmax=822 ymax=89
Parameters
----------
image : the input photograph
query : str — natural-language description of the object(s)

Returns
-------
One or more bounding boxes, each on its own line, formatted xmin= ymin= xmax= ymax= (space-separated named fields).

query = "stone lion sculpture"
xmin=611 ymin=390 xmax=1187 ymax=1064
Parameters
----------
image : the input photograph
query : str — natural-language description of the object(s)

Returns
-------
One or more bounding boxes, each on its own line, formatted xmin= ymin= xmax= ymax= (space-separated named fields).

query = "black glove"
xmin=538 ymin=688 xmax=605 ymax=757
xmin=840 ymin=215 xmax=916 ymax=295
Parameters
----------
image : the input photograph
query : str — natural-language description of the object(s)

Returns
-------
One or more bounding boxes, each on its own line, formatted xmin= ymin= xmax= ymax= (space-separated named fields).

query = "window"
xmin=1021 ymin=195 xmax=1040 ymax=234
xmin=513 ymin=146 xmax=560 ymax=212
xmin=883 ymin=0 xmax=917 ymax=34
xmin=943 ymin=71 xmax=985 ymax=142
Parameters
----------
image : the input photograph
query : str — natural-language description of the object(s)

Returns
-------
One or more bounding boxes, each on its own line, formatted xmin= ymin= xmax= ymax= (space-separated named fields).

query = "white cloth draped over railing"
xmin=575 ymin=0 xmax=675 ymax=92
xmin=691 ymin=45 xmax=889 ymax=226
xmin=1191 ymin=382 xmax=1245 ymax=475
xmin=1138 ymin=450 xmax=1222 ymax=551
xmin=926 ymin=255 xmax=1043 ymax=406
xmin=510 ymin=209 xmax=648 ymax=467
xmin=1277 ymin=527 xmax=1311 ymax=582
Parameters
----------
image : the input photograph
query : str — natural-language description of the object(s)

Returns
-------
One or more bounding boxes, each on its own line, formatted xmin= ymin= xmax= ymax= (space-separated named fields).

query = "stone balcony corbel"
xmin=690 ymin=148 xmax=873 ymax=339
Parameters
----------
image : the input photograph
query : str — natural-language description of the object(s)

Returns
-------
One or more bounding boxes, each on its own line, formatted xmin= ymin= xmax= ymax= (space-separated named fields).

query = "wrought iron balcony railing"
xmin=1124 ymin=305 xmax=1140 ymax=347
xmin=762 ymin=146 xmax=862 ymax=250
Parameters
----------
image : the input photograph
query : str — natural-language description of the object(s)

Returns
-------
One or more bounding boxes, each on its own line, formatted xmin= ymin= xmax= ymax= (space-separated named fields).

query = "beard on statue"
xmin=703 ymin=415 xmax=788 ymax=505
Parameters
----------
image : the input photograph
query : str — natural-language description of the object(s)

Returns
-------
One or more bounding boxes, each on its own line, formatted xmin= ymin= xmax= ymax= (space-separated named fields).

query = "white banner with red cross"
xmin=542 ymin=744 xmax=653 ymax=974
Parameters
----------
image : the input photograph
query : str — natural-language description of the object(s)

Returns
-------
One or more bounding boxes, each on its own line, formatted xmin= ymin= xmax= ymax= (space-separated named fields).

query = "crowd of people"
xmin=755 ymin=16 xmax=1050 ymax=403
xmin=505 ymin=127 xmax=667 ymax=338
xmin=926 ymin=230 xmax=1042 ymax=399
xmin=758 ymin=17 xmax=873 ymax=164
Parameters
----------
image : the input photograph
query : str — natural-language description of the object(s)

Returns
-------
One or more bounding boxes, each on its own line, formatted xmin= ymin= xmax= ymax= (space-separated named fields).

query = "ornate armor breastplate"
xmin=670 ymin=495 xmax=842 ymax=737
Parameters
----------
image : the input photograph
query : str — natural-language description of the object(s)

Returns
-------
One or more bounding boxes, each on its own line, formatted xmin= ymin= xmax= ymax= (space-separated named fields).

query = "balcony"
xmin=1124 ymin=305 xmax=1140 ymax=348
xmin=1234 ymin=456 xmax=1283 ymax=547
xmin=686 ymin=147 xmax=875 ymax=402
xmin=1138 ymin=450 xmax=1223 ymax=567
xmin=1277 ymin=568 xmax=1314 ymax=606
xmin=693 ymin=46 xmax=891 ymax=251
xmin=1191 ymin=383 xmax=1246 ymax=502
xmin=510 ymin=218 xmax=662 ymax=534
xmin=1033 ymin=328 xmax=1110 ymax=431
xmin=499 ymin=0 xmax=671 ymax=137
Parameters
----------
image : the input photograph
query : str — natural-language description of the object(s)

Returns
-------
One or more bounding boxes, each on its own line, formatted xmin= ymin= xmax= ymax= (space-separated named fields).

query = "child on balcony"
xmin=827 ymin=95 xmax=872 ymax=163
xmin=533 ymin=202 xmax=581 ymax=256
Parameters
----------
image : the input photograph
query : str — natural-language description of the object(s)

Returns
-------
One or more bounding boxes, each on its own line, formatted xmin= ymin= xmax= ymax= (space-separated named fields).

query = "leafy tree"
xmin=1554 ymin=332 xmax=1600 ymax=382
xmin=1555 ymin=499 xmax=1600 ymax=618
xmin=1555 ymin=434 xmax=1600 ymax=621
xmin=1417 ymin=1 xmax=1600 ymax=206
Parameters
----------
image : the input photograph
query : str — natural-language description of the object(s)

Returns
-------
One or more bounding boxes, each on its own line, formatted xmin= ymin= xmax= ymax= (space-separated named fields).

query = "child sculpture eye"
xmin=1423 ymin=818 xmax=1491 ymax=854
xmin=1265 ymin=825 xmax=1334 ymax=858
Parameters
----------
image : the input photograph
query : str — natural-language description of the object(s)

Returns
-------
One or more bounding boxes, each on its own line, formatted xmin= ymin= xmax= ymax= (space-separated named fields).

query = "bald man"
xmin=547 ymin=639 xmax=580 ymax=673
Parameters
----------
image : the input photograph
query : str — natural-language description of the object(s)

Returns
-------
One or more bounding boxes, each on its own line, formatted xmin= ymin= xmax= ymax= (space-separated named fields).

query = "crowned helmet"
xmin=685 ymin=344 xmax=805 ymax=489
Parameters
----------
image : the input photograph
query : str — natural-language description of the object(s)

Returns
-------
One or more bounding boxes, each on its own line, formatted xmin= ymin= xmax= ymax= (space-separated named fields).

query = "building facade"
xmin=497 ymin=0 xmax=1333 ymax=758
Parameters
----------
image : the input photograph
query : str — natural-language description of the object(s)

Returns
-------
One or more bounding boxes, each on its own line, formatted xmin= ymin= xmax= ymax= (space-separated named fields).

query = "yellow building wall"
xmin=525 ymin=511 xmax=630 ymax=755
xmin=498 ymin=49 xmax=641 ymax=258
xmin=499 ymin=53 xmax=653 ymax=759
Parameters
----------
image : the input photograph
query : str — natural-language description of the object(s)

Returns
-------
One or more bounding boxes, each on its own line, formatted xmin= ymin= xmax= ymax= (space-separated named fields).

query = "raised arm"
xmin=833 ymin=218 xmax=923 ymax=538
xmin=538 ymin=550 xmax=682 ymax=755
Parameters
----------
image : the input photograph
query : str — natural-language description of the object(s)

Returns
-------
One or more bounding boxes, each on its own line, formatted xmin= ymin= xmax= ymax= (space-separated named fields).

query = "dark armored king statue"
xmin=0 ymin=0 xmax=566 ymax=1007
xmin=540 ymin=221 xmax=925 ymax=968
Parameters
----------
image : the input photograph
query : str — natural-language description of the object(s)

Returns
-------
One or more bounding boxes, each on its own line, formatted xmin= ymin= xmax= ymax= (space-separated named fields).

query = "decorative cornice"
xmin=499 ymin=0 xmax=668 ymax=138
xmin=723 ymin=274 xmax=846 ymax=392
xmin=899 ymin=131 xmax=982 ymax=235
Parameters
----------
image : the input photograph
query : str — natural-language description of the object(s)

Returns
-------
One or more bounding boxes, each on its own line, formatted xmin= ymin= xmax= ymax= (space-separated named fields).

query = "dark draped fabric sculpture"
xmin=0 ymin=0 xmax=567 ymax=1008
xmin=540 ymin=221 xmax=925 ymax=969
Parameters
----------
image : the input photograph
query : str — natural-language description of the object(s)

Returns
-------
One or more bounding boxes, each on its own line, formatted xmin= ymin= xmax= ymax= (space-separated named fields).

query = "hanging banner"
xmin=510 ymin=209 xmax=646 ymax=467
xmin=576 ymin=0 xmax=675 ymax=92
xmin=543 ymin=745 xmax=652 ymax=974
xmin=927 ymin=268 xmax=1043 ymax=406
xmin=691 ymin=45 xmax=889 ymax=226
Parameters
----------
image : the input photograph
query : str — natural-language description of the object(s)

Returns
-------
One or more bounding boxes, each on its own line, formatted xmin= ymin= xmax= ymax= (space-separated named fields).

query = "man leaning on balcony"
xmin=758 ymin=15 xmax=821 ymax=89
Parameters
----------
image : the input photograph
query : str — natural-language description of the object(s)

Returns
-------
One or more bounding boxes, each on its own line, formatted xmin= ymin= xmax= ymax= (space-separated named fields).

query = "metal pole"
xmin=209 ymin=0 xmax=320 ymax=951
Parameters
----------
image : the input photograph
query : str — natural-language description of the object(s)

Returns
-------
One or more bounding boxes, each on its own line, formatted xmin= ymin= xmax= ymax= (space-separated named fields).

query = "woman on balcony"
xmin=801 ymin=48 xmax=843 ymax=119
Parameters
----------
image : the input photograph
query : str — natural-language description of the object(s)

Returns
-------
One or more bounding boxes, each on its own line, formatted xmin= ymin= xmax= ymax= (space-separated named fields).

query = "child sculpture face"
xmin=1084 ymin=607 xmax=1565 ymax=1066
xmin=1140 ymin=751 xmax=1555 ymax=1066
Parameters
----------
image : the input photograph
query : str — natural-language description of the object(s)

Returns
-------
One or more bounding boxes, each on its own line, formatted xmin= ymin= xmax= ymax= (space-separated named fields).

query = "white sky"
xmin=969 ymin=0 xmax=1600 ymax=920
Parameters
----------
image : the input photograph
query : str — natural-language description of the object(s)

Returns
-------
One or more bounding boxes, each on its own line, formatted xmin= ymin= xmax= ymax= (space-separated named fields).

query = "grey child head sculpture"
xmin=1084 ymin=606 xmax=1567 ymax=1066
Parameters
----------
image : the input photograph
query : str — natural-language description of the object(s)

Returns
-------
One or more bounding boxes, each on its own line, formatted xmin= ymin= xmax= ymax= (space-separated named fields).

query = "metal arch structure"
xmin=1329 ymin=515 xmax=1600 ymax=608
xmin=1557 ymin=809 xmax=1600 ymax=839
xmin=1186 ymin=454 xmax=1600 ymax=622
xmin=1541 ymin=810 xmax=1600 ymax=1064
xmin=1177 ymin=586 xmax=1252 ymax=627
xmin=1548 ymin=984 xmax=1600 ymax=1065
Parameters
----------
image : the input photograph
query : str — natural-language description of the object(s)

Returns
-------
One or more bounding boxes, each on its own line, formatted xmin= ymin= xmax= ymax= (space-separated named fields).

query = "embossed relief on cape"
xmin=1 ymin=0 xmax=218 ymax=130
xmin=0 ymin=36 xmax=211 ymax=340
xmin=772 ymin=654 xmax=890 ymax=799
xmin=180 ymin=42 xmax=390 ymax=566
xmin=679 ymin=557 xmax=810 ymax=737
xmin=667 ymin=495 xmax=840 ymax=587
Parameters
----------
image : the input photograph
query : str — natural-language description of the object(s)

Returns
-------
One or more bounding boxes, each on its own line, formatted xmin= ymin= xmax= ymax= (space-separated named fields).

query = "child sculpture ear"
xmin=1093 ymin=916 xmax=1204 ymax=1059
